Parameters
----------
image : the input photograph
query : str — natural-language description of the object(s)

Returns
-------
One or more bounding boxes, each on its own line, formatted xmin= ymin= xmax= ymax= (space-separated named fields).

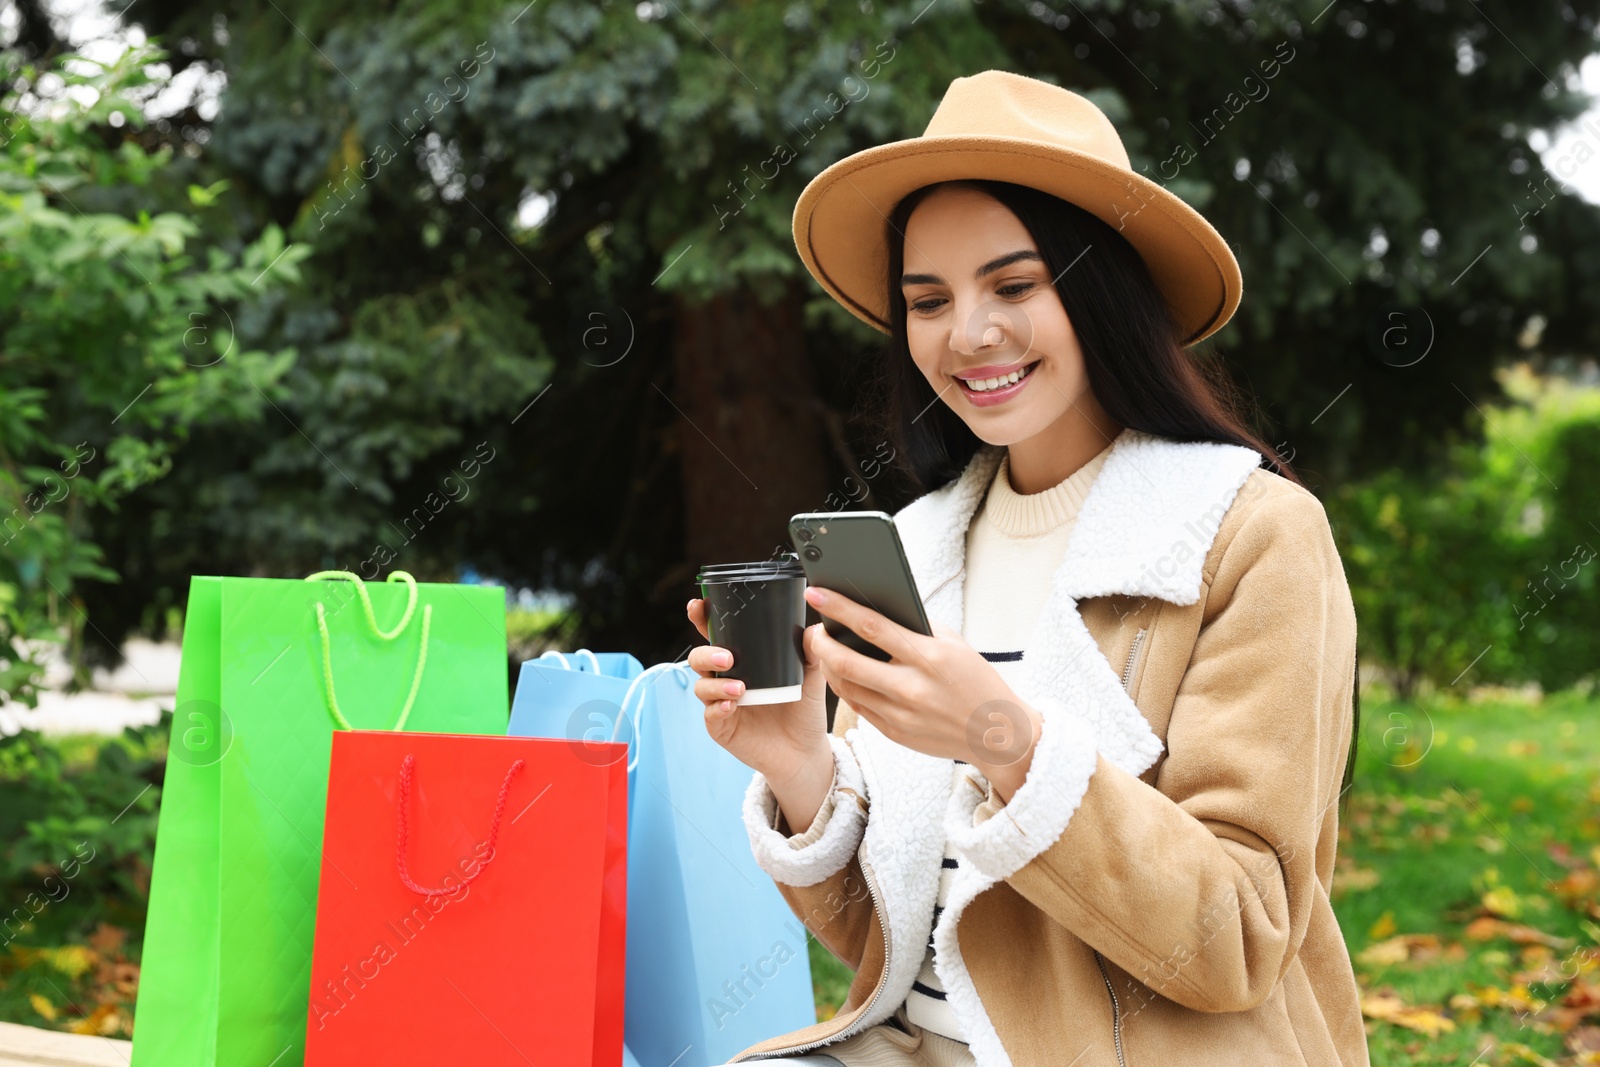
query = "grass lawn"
xmin=806 ymin=688 xmax=1600 ymax=1066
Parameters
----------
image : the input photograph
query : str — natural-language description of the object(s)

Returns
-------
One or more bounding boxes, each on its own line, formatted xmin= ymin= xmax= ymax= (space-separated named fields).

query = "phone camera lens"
xmin=795 ymin=527 xmax=814 ymax=543
xmin=802 ymin=545 xmax=822 ymax=562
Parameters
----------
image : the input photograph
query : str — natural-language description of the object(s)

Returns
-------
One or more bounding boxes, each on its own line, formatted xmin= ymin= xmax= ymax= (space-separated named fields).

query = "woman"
xmin=685 ymin=70 xmax=1365 ymax=1067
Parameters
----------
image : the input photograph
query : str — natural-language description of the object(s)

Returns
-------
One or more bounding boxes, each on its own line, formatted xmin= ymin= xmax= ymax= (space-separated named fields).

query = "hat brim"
xmin=791 ymin=135 xmax=1242 ymax=348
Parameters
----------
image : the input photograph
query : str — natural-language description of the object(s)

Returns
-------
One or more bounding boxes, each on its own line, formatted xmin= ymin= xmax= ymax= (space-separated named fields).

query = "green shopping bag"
xmin=131 ymin=571 xmax=509 ymax=1067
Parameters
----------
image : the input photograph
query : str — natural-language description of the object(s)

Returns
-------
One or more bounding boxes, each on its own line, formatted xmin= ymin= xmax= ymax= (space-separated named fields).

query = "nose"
xmin=948 ymin=297 xmax=1012 ymax=356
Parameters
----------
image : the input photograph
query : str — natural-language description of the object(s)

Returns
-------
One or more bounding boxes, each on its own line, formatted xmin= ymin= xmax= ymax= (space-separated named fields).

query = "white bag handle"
xmin=609 ymin=660 xmax=696 ymax=774
xmin=538 ymin=647 xmax=604 ymax=673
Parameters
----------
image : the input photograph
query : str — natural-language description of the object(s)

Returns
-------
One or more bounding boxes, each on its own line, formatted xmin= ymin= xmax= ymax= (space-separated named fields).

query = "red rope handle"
xmin=396 ymin=753 xmax=525 ymax=896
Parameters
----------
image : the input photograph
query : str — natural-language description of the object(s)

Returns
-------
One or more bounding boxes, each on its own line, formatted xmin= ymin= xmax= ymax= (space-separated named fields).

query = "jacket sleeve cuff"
xmin=946 ymin=696 xmax=1099 ymax=882
xmin=743 ymin=733 xmax=868 ymax=887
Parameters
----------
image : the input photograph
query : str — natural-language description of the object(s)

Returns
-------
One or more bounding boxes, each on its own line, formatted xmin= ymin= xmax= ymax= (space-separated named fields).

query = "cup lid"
xmin=696 ymin=555 xmax=803 ymax=582
xmin=698 ymin=553 xmax=799 ymax=571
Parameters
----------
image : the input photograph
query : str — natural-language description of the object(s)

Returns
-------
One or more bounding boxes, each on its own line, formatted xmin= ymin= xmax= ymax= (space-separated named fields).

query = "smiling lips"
xmin=952 ymin=360 xmax=1040 ymax=405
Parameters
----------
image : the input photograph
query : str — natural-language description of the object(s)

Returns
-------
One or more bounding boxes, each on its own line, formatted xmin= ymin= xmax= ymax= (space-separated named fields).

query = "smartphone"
xmin=788 ymin=511 xmax=933 ymax=662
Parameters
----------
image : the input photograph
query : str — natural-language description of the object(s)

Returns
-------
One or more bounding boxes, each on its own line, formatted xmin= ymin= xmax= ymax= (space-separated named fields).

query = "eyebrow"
xmin=901 ymin=249 xmax=1044 ymax=287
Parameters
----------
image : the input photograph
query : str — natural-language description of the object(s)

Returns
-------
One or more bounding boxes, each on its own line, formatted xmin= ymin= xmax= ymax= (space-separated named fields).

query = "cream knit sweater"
xmin=775 ymin=436 xmax=1117 ymax=1065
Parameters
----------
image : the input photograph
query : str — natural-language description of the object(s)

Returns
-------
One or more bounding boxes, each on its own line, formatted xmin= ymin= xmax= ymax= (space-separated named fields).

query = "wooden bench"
xmin=0 ymin=1021 xmax=131 ymax=1066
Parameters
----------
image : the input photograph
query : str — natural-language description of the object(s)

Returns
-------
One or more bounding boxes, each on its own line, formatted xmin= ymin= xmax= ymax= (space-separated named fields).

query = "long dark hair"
xmin=878 ymin=178 xmax=1300 ymax=493
xmin=873 ymin=178 xmax=1358 ymax=806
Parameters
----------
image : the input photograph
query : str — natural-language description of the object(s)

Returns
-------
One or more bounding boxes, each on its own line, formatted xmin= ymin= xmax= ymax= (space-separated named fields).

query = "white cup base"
xmin=736 ymin=684 xmax=803 ymax=706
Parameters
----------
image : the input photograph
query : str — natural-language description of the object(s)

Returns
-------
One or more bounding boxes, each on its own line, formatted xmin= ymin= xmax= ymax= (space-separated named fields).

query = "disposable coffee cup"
xmin=696 ymin=554 xmax=807 ymax=705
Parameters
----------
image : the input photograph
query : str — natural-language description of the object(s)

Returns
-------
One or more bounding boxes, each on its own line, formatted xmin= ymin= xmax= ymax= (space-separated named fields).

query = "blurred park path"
xmin=0 ymin=641 xmax=176 ymax=737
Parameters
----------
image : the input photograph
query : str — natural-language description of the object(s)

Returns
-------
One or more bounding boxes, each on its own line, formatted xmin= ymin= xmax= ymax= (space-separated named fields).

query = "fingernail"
xmin=805 ymin=587 xmax=824 ymax=604
xmin=723 ymin=680 xmax=744 ymax=696
xmin=721 ymin=700 xmax=735 ymax=713
xmin=711 ymin=650 xmax=731 ymax=668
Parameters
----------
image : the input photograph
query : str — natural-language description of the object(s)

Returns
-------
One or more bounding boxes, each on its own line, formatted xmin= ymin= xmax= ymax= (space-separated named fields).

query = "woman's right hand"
xmin=686 ymin=598 xmax=835 ymax=816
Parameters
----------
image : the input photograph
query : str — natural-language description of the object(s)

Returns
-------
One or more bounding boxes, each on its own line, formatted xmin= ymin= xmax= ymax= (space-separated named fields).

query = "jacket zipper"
xmin=1101 ymin=631 xmax=1144 ymax=1065
xmin=1094 ymin=949 xmax=1129 ymax=1067
xmin=738 ymin=846 xmax=894 ymax=1060
xmin=1120 ymin=627 xmax=1148 ymax=696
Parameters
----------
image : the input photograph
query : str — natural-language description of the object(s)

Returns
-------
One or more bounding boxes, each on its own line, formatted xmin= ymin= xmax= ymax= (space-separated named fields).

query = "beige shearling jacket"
xmin=731 ymin=429 xmax=1366 ymax=1067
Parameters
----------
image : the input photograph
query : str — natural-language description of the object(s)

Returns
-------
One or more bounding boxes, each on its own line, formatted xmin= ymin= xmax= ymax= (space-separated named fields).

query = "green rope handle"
xmin=307 ymin=569 xmax=420 ymax=639
xmin=306 ymin=570 xmax=432 ymax=731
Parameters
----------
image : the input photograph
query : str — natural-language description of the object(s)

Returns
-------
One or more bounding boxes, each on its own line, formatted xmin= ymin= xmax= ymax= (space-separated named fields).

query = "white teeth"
xmin=962 ymin=363 xmax=1034 ymax=392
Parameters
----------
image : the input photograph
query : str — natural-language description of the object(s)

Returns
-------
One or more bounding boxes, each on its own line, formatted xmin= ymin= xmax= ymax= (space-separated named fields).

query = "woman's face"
xmin=900 ymin=185 xmax=1093 ymax=447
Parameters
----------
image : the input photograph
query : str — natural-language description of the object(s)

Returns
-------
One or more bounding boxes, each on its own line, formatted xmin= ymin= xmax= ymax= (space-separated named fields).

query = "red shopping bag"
xmin=304 ymin=730 xmax=628 ymax=1066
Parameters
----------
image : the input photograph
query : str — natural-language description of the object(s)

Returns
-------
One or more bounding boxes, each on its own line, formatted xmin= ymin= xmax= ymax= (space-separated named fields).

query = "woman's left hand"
xmin=803 ymin=585 xmax=1041 ymax=800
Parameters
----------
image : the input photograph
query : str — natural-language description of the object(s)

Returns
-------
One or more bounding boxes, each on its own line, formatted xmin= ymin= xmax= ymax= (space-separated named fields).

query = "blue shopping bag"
xmin=509 ymin=653 xmax=817 ymax=1067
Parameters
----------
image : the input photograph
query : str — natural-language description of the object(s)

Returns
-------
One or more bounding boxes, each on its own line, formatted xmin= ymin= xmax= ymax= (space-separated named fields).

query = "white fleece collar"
xmin=829 ymin=428 xmax=1264 ymax=1067
xmin=896 ymin=426 xmax=1266 ymax=613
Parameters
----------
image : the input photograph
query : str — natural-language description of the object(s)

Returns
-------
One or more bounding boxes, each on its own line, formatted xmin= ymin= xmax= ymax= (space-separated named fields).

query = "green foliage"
xmin=81 ymin=0 xmax=1600 ymax=671
xmin=505 ymin=604 xmax=576 ymax=658
xmin=1483 ymin=368 xmax=1600 ymax=691
xmin=1330 ymin=366 xmax=1600 ymax=696
xmin=0 ymin=717 xmax=164 ymax=949
xmin=0 ymin=718 xmax=163 ymax=1037
xmin=0 ymin=42 xmax=307 ymax=702
xmin=1331 ymin=452 xmax=1527 ymax=701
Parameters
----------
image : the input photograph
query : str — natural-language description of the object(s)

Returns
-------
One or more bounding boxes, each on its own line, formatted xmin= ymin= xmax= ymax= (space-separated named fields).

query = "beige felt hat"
xmin=791 ymin=69 xmax=1243 ymax=347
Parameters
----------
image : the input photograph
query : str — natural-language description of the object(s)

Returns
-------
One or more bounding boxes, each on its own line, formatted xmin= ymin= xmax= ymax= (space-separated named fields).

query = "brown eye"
xmin=997 ymin=282 xmax=1035 ymax=298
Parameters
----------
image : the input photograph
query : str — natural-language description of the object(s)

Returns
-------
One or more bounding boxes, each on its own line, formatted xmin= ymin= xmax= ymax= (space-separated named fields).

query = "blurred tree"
xmin=1329 ymin=462 xmax=1525 ymax=701
xmin=1478 ymin=365 xmax=1600 ymax=691
xmin=1328 ymin=364 xmax=1600 ymax=697
xmin=0 ymin=42 xmax=305 ymax=703
xmin=3 ymin=0 xmax=67 ymax=64
xmin=43 ymin=0 xmax=1600 ymax=668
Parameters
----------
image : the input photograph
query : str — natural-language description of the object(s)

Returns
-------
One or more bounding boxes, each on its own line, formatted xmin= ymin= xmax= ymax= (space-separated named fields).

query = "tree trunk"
xmin=671 ymin=284 xmax=831 ymax=575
